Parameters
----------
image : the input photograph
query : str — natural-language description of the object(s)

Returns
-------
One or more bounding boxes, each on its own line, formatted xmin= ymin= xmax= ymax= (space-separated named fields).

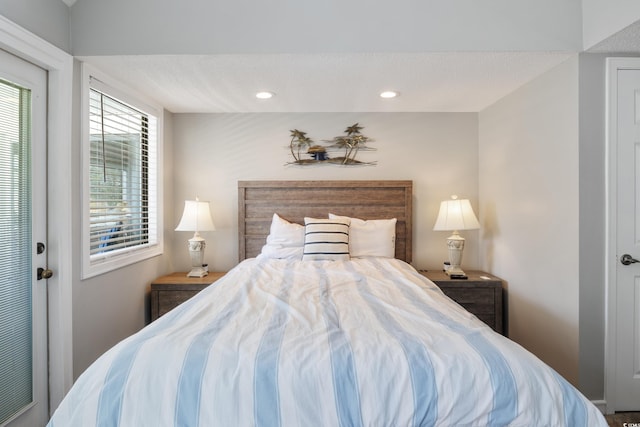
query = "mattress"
xmin=48 ymin=258 xmax=606 ymax=426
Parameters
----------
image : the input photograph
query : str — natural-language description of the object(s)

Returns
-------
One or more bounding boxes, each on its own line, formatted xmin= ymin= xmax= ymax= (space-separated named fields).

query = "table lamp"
xmin=433 ymin=195 xmax=480 ymax=278
xmin=175 ymin=198 xmax=216 ymax=277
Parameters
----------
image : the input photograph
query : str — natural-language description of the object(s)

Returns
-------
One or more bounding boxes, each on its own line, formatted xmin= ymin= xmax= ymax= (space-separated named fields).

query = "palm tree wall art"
xmin=286 ymin=123 xmax=376 ymax=166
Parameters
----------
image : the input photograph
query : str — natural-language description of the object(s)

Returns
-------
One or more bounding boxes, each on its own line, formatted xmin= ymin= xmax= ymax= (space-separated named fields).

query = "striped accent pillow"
xmin=302 ymin=217 xmax=350 ymax=261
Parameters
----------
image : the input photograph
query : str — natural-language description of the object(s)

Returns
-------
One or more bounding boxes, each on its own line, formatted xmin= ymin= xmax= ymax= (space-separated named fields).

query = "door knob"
xmin=620 ymin=254 xmax=640 ymax=265
xmin=37 ymin=267 xmax=53 ymax=280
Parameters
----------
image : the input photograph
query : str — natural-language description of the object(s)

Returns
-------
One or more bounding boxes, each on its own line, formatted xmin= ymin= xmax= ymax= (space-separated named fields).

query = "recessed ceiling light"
xmin=255 ymin=91 xmax=274 ymax=99
xmin=380 ymin=91 xmax=398 ymax=99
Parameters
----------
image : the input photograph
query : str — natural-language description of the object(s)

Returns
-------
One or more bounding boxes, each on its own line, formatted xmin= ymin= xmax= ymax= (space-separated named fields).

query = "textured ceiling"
xmin=81 ymin=52 xmax=574 ymax=113
xmin=587 ymin=20 xmax=640 ymax=53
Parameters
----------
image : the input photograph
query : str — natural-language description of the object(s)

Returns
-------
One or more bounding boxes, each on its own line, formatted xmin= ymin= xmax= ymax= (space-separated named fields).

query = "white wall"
xmin=69 ymin=0 xmax=581 ymax=55
xmin=171 ymin=113 xmax=479 ymax=273
xmin=478 ymin=56 xmax=580 ymax=384
xmin=0 ymin=1 xmax=70 ymax=52
xmin=582 ymin=0 xmax=640 ymax=49
xmin=577 ymin=52 xmax=608 ymax=400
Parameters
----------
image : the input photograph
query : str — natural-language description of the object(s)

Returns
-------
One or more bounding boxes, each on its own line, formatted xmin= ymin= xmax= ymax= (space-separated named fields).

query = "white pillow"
xmin=329 ymin=214 xmax=397 ymax=258
xmin=257 ymin=213 xmax=304 ymax=259
xmin=302 ymin=217 xmax=350 ymax=261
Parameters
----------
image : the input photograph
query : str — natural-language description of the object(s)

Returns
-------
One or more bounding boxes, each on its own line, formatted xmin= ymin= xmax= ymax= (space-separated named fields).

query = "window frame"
xmin=81 ymin=64 xmax=163 ymax=279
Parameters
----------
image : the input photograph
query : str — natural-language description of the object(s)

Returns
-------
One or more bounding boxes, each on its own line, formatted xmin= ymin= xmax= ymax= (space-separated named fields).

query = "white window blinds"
xmin=88 ymin=86 xmax=158 ymax=260
xmin=0 ymin=79 xmax=32 ymax=423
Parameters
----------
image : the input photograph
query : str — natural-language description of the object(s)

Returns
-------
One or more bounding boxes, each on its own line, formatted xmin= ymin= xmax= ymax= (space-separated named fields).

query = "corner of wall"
xmin=478 ymin=56 xmax=582 ymax=385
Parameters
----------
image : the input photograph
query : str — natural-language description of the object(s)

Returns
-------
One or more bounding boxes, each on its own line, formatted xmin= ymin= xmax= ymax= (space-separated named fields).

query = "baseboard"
xmin=591 ymin=399 xmax=607 ymax=414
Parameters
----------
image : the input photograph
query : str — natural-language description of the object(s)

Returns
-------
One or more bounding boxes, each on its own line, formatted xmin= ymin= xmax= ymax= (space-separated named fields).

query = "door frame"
xmin=0 ymin=46 xmax=48 ymax=426
xmin=604 ymin=57 xmax=640 ymax=414
xmin=0 ymin=15 xmax=73 ymax=415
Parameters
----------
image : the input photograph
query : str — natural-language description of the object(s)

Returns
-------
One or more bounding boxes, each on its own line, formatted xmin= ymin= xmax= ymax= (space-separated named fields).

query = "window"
xmin=0 ymin=77 xmax=33 ymax=425
xmin=82 ymin=65 xmax=162 ymax=278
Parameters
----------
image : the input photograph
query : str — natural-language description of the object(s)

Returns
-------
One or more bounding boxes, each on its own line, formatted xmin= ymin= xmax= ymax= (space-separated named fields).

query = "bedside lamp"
xmin=175 ymin=198 xmax=216 ymax=277
xmin=433 ymin=195 xmax=480 ymax=278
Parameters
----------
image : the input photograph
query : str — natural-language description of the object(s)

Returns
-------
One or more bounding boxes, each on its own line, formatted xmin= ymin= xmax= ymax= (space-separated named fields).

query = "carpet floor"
xmin=605 ymin=412 xmax=640 ymax=426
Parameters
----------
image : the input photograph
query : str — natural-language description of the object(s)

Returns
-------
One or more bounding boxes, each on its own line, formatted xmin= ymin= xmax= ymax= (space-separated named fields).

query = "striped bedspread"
xmin=48 ymin=258 xmax=606 ymax=426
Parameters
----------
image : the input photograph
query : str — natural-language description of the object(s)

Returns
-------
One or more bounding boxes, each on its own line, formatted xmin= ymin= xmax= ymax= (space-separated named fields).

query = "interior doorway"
xmin=606 ymin=57 xmax=640 ymax=412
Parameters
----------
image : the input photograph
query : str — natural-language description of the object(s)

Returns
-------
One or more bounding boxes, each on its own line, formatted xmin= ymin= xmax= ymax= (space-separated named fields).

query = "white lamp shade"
xmin=433 ymin=198 xmax=480 ymax=231
xmin=175 ymin=200 xmax=216 ymax=232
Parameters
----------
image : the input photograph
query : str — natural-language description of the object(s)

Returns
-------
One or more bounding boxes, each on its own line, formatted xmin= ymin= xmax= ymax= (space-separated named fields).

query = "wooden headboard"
xmin=238 ymin=180 xmax=413 ymax=262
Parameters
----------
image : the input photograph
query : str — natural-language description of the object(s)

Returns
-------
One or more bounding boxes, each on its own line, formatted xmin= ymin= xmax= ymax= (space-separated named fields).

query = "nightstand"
xmin=420 ymin=270 xmax=505 ymax=335
xmin=149 ymin=271 xmax=226 ymax=322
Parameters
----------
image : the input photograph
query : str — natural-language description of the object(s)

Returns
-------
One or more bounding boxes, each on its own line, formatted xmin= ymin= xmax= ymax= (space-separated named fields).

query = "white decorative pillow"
xmin=257 ymin=213 xmax=304 ymax=259
xmin=302 ymin=217 xmax=350 ymax=261
xmin=329 ymin=214 xmax=397 ymax=258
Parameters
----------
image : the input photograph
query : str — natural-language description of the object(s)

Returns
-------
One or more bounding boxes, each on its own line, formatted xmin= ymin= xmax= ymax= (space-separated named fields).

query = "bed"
xmin=48 ymin=180 xmax=606 ymax=426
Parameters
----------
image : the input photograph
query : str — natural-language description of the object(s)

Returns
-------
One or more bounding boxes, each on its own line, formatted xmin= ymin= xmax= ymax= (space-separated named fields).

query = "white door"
xmin=0 ymin=49 xmax=49 ymax=426
xmin=611 ymin=64 xmax=640 ymax=411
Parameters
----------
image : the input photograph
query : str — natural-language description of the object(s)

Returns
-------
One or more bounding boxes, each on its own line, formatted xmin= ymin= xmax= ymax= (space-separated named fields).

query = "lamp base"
xmin=445 ymin=231 xmax=467 ymax=279
xmin=185 ymin=232 xmax=208 ymax=277
xmin=187 ymin=266 xmax=208 ymax=278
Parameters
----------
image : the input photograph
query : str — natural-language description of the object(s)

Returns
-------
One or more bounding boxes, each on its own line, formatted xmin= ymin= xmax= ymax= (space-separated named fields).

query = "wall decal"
xmin=287 ymin=123 xmax=376 ymax=166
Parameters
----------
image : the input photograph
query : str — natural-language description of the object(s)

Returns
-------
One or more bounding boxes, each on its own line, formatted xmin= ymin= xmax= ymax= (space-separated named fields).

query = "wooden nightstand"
xmin=420 ymin=270 xmax=505 ymax=336
xmin=149 ymin=272 xmax=226 ymax=322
